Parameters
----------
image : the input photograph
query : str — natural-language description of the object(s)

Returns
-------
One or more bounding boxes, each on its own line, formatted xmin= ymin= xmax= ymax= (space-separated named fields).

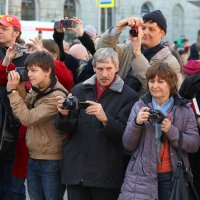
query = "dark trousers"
xmin=158 ymin=172 xmax=173 ymax=200
xmin=0 ymin=163 xmax=26 ymax=200
xmin=67 ymin=184 xmax=120 ymax=200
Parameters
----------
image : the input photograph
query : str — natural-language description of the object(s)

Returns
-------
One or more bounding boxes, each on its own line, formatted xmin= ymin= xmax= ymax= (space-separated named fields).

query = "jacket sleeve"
xmin=53 ymin=29 xmax=65 ymax=61
xmin=55 ymin=112 xmax=79 ymax=133
xmin=122 ymin=102 xmax=145 ymax=151
xmin=78 ymin=32 xmax=96 ymax=56
xmin=0 ymin=61 xmax=16 ymax=86
xmin=8 ymin=91 xmax=65 ymax=126
xmin=166 ymin=107 xmax=200 ymax=153
xmin=102 ymin=92 xmax=138 ymax=142
xmin=96 ymin=28 xmax=131 ymax=62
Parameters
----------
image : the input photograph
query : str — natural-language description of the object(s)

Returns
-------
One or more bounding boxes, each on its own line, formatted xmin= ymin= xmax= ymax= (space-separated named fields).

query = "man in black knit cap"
xmin=96 ymin=10 xmax=183 ymax=94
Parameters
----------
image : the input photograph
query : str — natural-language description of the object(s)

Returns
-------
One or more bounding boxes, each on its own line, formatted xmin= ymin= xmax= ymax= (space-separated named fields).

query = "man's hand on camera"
xmin=56 ymin=94 xmax=72 ymax=116
xmin=115 ymin=17 xmax=143 ymax=31
xmin=7 ymin=70 xmax=20 ymax=92
xmin=85 ymin=101 xmax=108 ymax=125
xmin=130 ymin=26 xmax=144 ymax=56
xmin=67 ymin=17 xmax=84 ymax=37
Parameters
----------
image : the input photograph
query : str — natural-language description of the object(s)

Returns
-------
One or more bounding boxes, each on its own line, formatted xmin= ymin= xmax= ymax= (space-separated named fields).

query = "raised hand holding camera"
xmin=6 ymin=70 xmax=20 ymax=92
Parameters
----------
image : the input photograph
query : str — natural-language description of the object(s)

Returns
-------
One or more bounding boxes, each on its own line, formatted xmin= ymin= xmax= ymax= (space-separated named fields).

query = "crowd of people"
xmin=0 ymin=9 xmax=200 ymax=200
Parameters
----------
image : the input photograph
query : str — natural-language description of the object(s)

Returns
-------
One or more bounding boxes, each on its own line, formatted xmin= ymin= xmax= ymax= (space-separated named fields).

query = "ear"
xmin=115 ymin=64 xmax=119 ymax=73
xmin=160 ymin=30 xmax=165 ymax=39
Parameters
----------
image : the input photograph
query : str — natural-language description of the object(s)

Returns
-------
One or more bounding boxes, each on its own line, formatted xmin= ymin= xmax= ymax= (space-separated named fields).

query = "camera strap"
xmin=31 ymin=76 xmax=68 ymax=108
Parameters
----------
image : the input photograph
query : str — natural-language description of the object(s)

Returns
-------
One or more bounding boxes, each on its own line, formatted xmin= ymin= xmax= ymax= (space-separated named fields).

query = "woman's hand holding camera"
xmin=161 ymin=118 xmax=172 ymax=134
xmin=7 ymin=70 xmax=20 ymax=92
xmin=136 ymin=107 xmax=150 ymax=125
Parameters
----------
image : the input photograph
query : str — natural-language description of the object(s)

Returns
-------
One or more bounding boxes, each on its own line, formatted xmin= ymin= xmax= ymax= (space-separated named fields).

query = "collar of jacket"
xmin=32 ymin=76 xmax=57 ymax=94
xmin=188 ymin=72 xmax=200 ymax=84
xmin=82 ymin=74 xmax=124 ymax=93
xmin=149 ymin=46 xmax=171 ymax=63
xmin=140 ymin=92 xmax=189 ymax=107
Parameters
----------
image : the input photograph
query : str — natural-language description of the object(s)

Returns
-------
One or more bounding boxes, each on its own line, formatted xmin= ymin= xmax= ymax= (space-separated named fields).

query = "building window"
xmin=140 ymin=2 xmax=154 ymax=17
xmin=21 ymin=0 xmax=35 ymax=20
xmin=172 ymin=4 xmax=184 ymax=41
xmin=101 ymin=8 xmax=113 ymax=33
xmin=64 ymin=0 xmax=76 ymax=18
xmin=0 ymin=0 xmax=6 ymax=15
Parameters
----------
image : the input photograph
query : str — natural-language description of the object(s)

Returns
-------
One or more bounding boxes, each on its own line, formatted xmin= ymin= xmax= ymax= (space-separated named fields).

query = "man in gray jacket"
xmin=96 ymin=10 xmax=183 ymax=94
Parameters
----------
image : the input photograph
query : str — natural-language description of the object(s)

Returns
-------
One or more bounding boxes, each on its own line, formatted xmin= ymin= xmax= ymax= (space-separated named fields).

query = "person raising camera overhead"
xmin=96 ymin=10 xmax=183 ymax=95
xmin=118 ymin=61 xmax=200 ymax=200
xmin=55 ymin=47 xmax=138 ymax=200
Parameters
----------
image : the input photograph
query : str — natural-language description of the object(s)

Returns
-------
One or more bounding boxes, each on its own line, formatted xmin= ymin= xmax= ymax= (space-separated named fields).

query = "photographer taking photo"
xmin=55 ymin=48 xmax=138 ymax=200
xmin=118 ymin=61 xmax=200 ymax=200
xmin=96 ymin=10 xmax=183 ymax=95
xmin=6 ymin=51 xmax=68 ymax=200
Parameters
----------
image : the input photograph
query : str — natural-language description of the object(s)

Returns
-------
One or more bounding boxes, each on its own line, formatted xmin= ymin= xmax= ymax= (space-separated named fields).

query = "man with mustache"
xmin=55 ymin=48 xmax=138 ymax=200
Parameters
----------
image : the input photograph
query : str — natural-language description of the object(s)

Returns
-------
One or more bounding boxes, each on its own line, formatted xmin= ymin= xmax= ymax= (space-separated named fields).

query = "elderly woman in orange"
xmin=118 ymin=62 xmax=200 ymax=200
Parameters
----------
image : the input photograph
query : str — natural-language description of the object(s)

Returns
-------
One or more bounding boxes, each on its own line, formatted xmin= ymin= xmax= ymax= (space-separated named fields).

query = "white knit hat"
xmin=84 ymin=25 xmax=97 ymax=40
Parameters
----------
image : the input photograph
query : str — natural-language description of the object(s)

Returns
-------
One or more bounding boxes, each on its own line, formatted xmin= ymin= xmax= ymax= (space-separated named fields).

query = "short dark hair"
xmin=24 ymin=51 xmax=55 ymax=79
xmin=146 ymin=62 xmax=178 ymax=96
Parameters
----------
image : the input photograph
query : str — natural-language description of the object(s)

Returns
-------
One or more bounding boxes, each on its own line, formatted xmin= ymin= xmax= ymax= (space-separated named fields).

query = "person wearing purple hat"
xmin=96 ymin=10 xmax=183 ymax=95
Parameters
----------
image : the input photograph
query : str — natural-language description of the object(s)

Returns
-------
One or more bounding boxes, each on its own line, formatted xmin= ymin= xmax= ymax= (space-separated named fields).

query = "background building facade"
xmin=0 ymin=0 xmax=200 ymax=43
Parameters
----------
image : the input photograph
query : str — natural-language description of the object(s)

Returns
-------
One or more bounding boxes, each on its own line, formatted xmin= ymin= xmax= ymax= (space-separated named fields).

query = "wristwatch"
xmin=7 ymin=89 xmax=17 ymax=95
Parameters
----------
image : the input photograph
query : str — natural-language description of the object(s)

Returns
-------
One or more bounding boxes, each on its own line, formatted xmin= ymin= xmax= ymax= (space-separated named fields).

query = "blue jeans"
xmin=158 ymin=172 xmax=173 ymax=200
xmin=0 ymin=163 xmax=26 ymax=200
xmin=27 ymin=158 xmax=62 ymax=200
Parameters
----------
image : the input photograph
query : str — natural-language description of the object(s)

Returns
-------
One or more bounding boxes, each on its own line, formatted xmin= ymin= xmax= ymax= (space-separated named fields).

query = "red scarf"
xmin=96 ymin=75 xmax=116 ymax=100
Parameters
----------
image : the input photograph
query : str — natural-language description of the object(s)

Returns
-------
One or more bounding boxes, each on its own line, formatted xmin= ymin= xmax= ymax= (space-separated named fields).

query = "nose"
xmin=28 ymin=70 xmax=32 ymax=78
xmin=101 ymin=69 xmax=108 ymax=77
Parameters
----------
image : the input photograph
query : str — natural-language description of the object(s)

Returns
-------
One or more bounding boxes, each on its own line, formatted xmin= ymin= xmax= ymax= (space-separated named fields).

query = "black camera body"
xmin=149 ymin=109 xmax=165 ymax=124
xmin=54 ymin=19 xmax=73 ymax=29
xmin=62 ymin=96 xmax=90 ymax=110
xmin=16 ymin=67 xmax=29 ymax=82
xmin=129 ymin=26 xmax=138 ymax=37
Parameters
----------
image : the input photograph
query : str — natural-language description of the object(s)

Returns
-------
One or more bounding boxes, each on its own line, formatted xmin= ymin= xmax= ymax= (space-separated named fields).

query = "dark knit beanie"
xmin=143 ymin=10 xmax=167 ymax=34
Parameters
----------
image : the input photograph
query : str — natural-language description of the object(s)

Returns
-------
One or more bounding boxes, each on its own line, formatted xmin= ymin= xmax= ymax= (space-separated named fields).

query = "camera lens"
xmin=129 ymin=27 xmax=138 ymax=37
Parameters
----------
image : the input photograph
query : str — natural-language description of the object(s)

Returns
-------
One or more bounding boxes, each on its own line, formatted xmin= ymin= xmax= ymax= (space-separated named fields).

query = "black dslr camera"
xmin=62 ymin=96 xmax=90 ymax=110
xmin=149 ymin=109 xmax=165 ymax=124
xmin=16 ymin=67 xmax=29 ymax=82
xmin=54 ymin=19 xmax=73 ymax=29
xmin=129 ymin=26 xmax=138 ymax=37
